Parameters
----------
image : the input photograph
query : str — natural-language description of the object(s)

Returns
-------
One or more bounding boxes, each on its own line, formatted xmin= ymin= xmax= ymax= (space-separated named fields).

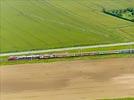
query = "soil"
xmin=1 ymin=58 xmax=134 ymax=100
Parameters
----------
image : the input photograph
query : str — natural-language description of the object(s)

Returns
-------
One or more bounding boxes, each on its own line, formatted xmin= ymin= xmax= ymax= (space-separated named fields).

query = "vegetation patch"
xmin=103 ymin=8 xmax=134 ymax=22
xmin=100 ymin=97 xmax=134 ymax=100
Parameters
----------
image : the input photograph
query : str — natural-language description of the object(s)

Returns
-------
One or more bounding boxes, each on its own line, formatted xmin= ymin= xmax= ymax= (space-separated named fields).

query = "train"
xmin=8 ymin=49 xmax=134 ymax=61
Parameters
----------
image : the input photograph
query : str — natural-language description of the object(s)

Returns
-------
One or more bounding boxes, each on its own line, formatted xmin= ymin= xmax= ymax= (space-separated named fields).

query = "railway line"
xmin=7 ymin=49 xmax=134 ymax=61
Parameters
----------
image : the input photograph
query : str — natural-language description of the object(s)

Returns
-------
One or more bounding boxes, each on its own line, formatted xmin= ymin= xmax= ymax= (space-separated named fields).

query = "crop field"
xmin=1 ymin=0 xmax=134 ymax=53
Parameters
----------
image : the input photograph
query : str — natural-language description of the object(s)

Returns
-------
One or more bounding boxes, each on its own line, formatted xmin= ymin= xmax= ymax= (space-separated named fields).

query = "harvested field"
xmin=1 ymin=58 xmax=134 ymax=100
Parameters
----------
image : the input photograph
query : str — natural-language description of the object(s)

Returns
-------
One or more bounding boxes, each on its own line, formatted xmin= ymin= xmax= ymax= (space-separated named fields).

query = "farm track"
xmin=0 ymin=42 xmax=134 ymax=57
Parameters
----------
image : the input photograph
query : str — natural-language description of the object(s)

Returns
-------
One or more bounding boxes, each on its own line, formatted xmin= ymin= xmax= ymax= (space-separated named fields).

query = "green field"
xmin=1 ymin=0 xmax=134 ymax=53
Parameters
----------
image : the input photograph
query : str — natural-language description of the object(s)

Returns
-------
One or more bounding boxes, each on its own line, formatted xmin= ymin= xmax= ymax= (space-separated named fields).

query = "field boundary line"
xmin=0 ymin=42 xmax=134 ymax=57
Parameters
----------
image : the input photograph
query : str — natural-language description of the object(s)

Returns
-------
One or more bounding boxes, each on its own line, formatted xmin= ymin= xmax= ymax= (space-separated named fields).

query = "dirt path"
xmin=1 ymin=58 xmax=134 ymax=100
xmin=1 ymin=42 xmax=134 ymax=56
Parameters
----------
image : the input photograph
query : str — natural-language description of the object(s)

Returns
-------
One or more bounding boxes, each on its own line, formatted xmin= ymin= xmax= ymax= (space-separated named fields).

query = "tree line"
xmin=103 ymin=8 xmax=134 ymax=22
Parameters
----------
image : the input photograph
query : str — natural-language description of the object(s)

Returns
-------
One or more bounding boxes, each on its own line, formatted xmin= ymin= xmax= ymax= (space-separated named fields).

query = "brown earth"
xmin=0 ymin=58 xmax=134 ymax=100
